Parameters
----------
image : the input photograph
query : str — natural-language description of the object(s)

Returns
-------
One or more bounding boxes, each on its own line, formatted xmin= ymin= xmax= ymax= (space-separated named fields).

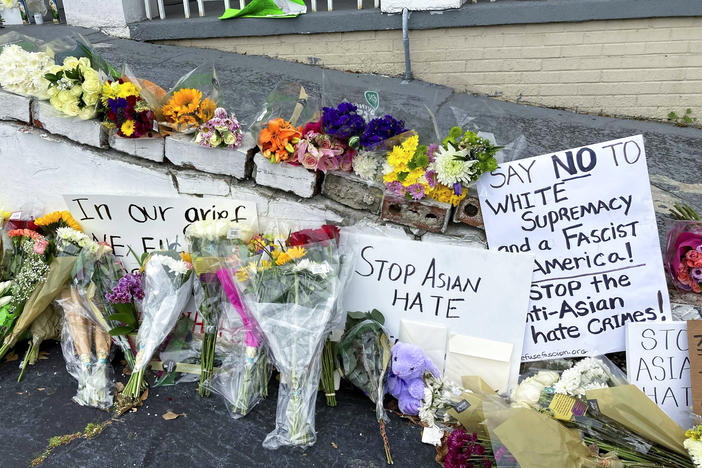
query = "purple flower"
xmin=322 ymin=102 xmax=367 ymax=140
xmin=359 ymin=115 xmax=406 ymax=149
xmin=697 ymin=245 xmax=702 ymax=253
xmin=425 ymin=170 xmax=437 ymax=189
xmin=106 ymin=273 xmax=144 ymax=304
xmin=214 ymin=107 xmax=228 ymax=119
xmin=407 ymin=183 xmax=425 ymax=200
xmin=386 ymin=181 xmax=406 ymax=196
xmin=453 ymin=183 xmax=463 ymax=196
xmin=427 ymin=143 xmax=439 ymax=163
xmin=692 ymin=268 xmax=702 ymax=281
xmin=444 ymin=429 xmax=492 ymax=468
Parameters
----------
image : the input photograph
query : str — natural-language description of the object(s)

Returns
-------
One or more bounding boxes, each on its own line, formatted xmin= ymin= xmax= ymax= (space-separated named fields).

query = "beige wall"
xmin=161 ymin=17 xmax=702 ymax=121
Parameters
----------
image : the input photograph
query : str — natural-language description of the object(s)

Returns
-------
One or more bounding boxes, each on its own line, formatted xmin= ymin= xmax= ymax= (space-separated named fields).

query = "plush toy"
xmin=385 ymin=341 xmax=440 ymax=415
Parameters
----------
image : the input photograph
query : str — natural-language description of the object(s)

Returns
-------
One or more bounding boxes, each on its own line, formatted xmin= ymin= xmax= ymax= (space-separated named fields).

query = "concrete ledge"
xmin=165 ymin=132 xmax=252 ymax=179
xmin=0 ymin=90 xmax=32 ymax=123
xmin=109 ymin=131 xmax=165 ymax=162
xmin=252 ymin=153 xmax=319 ymax=198
xmin=322 ymin=172 xmax=384 ymax=214
xmin=130 ymin=0 xmax=702 ymax=41
xmin=31 ymin=100 xmax=106 ymax=148
xmin=171 ymin=169 xmax=231 ymax=196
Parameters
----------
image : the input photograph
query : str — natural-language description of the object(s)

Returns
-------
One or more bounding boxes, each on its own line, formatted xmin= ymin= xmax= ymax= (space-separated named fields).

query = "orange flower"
xmin=8 ymin=229 xmax=42 ymax=240
xmin=197 ymin=97 xmax=216 ymax=123
xmin=258 ymin=118 xmax=302 ymax=164
xmin=161 ymin=88 xmax=215 ymax=131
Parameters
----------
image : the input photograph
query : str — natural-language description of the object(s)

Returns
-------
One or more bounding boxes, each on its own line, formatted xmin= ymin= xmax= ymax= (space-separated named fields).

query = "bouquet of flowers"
xmin=98 ymin=79 xmax=157 ymax=138
xmin=214 ymin=233 xmax=274 ymax=418
xmin=186 ymin=219 xmax=244 ymax=396
xmin=294 ymin=120 xmax=353 ymax=172
xmin=234 ymin=223 xmax=344 ymax=448
xmin=383 ymin=128 xmax=500 ymax=207
xmin=44 ymin=56 xmax=102 ymax=120
xmin=666 ymin=204 xmax=701 ymax=294
xmin=155 ymin=64 xmax=218 ymax=133
xmin=338 ymin=310 xmax=393 ymax=463
xmin=123 ymin=251 xmax=193 ymax=398
xmin=71 ymin=245 xmax=142 ymax=372
xmin=0 ymin=229 xmax=49 ymax=358
xmin=258 ymin=117 xmax=302 ymax=163
xmin=0 ymin=43 xmax=54 ymax=98
xmin=195 ymin=107 xmax=243 ymax=149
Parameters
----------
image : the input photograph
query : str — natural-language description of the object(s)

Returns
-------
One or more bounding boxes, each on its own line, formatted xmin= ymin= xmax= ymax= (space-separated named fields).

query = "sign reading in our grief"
xmin=626 ymin=322 xmax=691 ymax=429
xmin=63 ymin=194 xmax=258 ymax=271
xmin=340 ymin=232 xmax=534 ymax=389
xmin=477 ymin=135 xmax=671 ymax=361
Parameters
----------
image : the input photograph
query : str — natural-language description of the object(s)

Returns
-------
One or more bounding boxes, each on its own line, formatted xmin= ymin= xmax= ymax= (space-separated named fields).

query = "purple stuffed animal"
xmin=385 ymin=341 xmax=440 ymax=415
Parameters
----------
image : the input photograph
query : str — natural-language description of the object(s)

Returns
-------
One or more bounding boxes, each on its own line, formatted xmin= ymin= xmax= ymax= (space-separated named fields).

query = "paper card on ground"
xmin=444 ymin=333 xmax=513 ymax=393
xmin=478 ymin=135 xmax=671 ymax=362
xmin=626 ymin=321 xmax=691 ymax=429
xmin=63 ymin=194 xmax=258 ymax=272
xmin=399 ymin=319 xmax=447 ymax=373
xmin=340 ymin=231 xmax=534 ymax=392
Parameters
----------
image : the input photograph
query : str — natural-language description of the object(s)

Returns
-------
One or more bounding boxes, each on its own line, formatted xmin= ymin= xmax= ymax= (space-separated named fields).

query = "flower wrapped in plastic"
xmin=186 ymin=219 xmax=252 ymax=397
xmin=665 ymin=205 xmax=702 ymax=294
xmin=0 ymin=40 xmax=54 ymax=99
xmin=234 ymin=222 xmax=344 ymax=448
xmin=154 ymin=64 xmax=218 ymax=133
xmin=123 ymin=251 xmax=193 ymax=398
xmin=195 ymin=107 xmax=243 ymax=149
xmin=98 ymin=78 xmax=158 ymax=138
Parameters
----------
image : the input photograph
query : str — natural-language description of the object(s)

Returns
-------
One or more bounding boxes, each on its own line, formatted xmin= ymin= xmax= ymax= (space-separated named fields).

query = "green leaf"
xmin=106 ymin=310 xmax=137 ymax=328
xmin=667 ymin=111 xmax=678 ymax=121
xmin=397 ymin=171 xmax=408 ymax=182
xmin=370 ymin=309 xmax=385 ymax=325
xmin=109 ymin=326 xmax=133 ymax=336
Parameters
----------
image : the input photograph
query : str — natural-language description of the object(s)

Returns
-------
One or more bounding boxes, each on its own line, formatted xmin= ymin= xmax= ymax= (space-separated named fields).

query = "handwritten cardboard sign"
xmin=687 ymin=320 xmax=702 ymax=418
xmin=63 ymin=194 xmax=258 ymax=271
xmin=478 ymin=135 xmax=671 ymax=361
xmin=626 ymin=321 xmax=691 ymax=429
xmin=340 ymin=231 xmax=534 ymax=391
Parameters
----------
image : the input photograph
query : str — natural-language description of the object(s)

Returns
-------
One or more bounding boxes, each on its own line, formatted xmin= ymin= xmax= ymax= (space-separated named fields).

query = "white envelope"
xmin=399 ymin=319 xmax=448 ymax=374
xmin=444 ymin=333 xmax=513 ymax=393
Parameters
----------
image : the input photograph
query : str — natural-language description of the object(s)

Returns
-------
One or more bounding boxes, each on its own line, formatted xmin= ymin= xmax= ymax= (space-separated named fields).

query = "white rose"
xmin=223 ymin=131 xmax=236 ymax=146
xmin=79 ymin=107 xmax=95 ymax=120
xmin=63 ymin=101 xmax=81 ymax=117
xmin=49 ymin=96 xmax=62 ymax=109
xmin=82 ymin=92 xmax=98 ymax=106
xmin=63 ymin=57 xmax=79 ymax=68
xmin=47 ymin=86 xmax=59 ymax=98
xmin=78 ymin=57 xmax=91 ymax=69
xmin=209 ymin=133 xmax=222 ymax=147
xmin=70 ymin=84 xmax=83 ymax=97
xmin=82 ymin=76 xmax=100 ymax=94
xmin=58 ymin=89 xmax=73 ymax=103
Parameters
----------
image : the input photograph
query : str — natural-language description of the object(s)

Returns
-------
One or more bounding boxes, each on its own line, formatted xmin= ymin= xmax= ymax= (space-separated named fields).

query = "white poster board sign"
xmin=478 ymin=135 xmax=671 ymax=361
xmin=63 ymin=194 xmax=258 ymax=271
xmin=340 ymin=232 xmax=533 ymax=392
xmin=63 ymin=194 xmax=258 ymax=344
xmin=626 ymin=321 xmax=691 ymax=429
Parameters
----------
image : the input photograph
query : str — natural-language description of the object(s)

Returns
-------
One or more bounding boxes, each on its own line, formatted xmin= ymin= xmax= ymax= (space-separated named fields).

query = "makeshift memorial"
xmin=336 ymin=311 xmax=394 ymax=462
xmin=44 ymin=56 xmax=103 ymax=120
xmin=233 ymin=222 xmax=345 ymax=448
xmin=186 ymin=219 xmax=248 ymax=397
xmin=98 ymin=79 xmax=157 ymax=138
xmin=0 ymin=43 xmax=53 ymax=98
xmin=195 ymin=107 xmax=243 ymax=149
xmin=666 ymin=204 xmax=702 ymax=294
xmin=386 ymin=341 xmax=440 ymax=416
xmin=123 ymin=251 xmax=193 ymax=398
xmin=479 ymin=135 xmax=671 ymax=360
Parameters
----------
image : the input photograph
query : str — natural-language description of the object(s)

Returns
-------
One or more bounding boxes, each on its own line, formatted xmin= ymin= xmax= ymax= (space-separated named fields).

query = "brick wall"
xmin=162 ymin=17 xmax=702 ymax=122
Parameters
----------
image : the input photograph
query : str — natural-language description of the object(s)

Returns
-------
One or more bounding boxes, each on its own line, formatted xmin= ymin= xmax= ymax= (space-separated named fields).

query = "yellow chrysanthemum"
xmin=116 ymin=82 xmax=140 ymax=99
xmin=121 ymin=120 xmax=135 ymax=137
xmin=287 ymin=246 xmax=307 ymax=260
xmin=100 ymin=82 xmax=118 ymax=105
xmin=235 ymin=268 xmax=249 ymax=282
xmin=275 ymin=252 xmax=292 ymax=266
xmin=180 ymin=252 xmax=192 ymax=263
xmin=270 ymin=248 xmax=281 ymax=261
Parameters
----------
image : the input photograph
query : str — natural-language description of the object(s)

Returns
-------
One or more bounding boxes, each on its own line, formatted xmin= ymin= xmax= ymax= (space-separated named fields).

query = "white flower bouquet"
xmin=0 ymin=43 xmax=54 ymax=99
xmin=123 ymin=251 xmax=193 ymax=398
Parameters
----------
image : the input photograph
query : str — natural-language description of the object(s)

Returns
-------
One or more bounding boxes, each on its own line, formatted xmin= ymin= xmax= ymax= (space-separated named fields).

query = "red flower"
xmin=288 ymin=224 xmax=340 ymax=247
xmin=302 ymin=120 xmax=323 ymax=136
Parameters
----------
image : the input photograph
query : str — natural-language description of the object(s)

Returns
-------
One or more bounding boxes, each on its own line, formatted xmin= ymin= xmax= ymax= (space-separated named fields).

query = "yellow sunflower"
xmin=35 ymin=211 xmax=82 ymax=232
xmin=275 ymin=252 xmax=292 ymax=266
xmin=162 ymin=88 xmax=202 ymax=123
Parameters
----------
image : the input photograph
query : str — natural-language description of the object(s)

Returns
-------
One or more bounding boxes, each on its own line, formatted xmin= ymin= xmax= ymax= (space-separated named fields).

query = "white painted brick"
xmin=382 ymin=0 xmax=467 ymax=13
xmin=0 ymin=90 xmax=31 ymax=123
xmin=268 ymin=198 xmax=343 ymax=224
xmin=31 ymin=100 xmax=106 ymax=148
xmin=165 ymin=132 xmax=252 ymax=179
xmin=109 ymin=131 xmax=165 ymax=162
xmin=172 ymin=170 xmax=230 ymax=196
xmin=252 ymin=153 xmax=318 ymax=199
